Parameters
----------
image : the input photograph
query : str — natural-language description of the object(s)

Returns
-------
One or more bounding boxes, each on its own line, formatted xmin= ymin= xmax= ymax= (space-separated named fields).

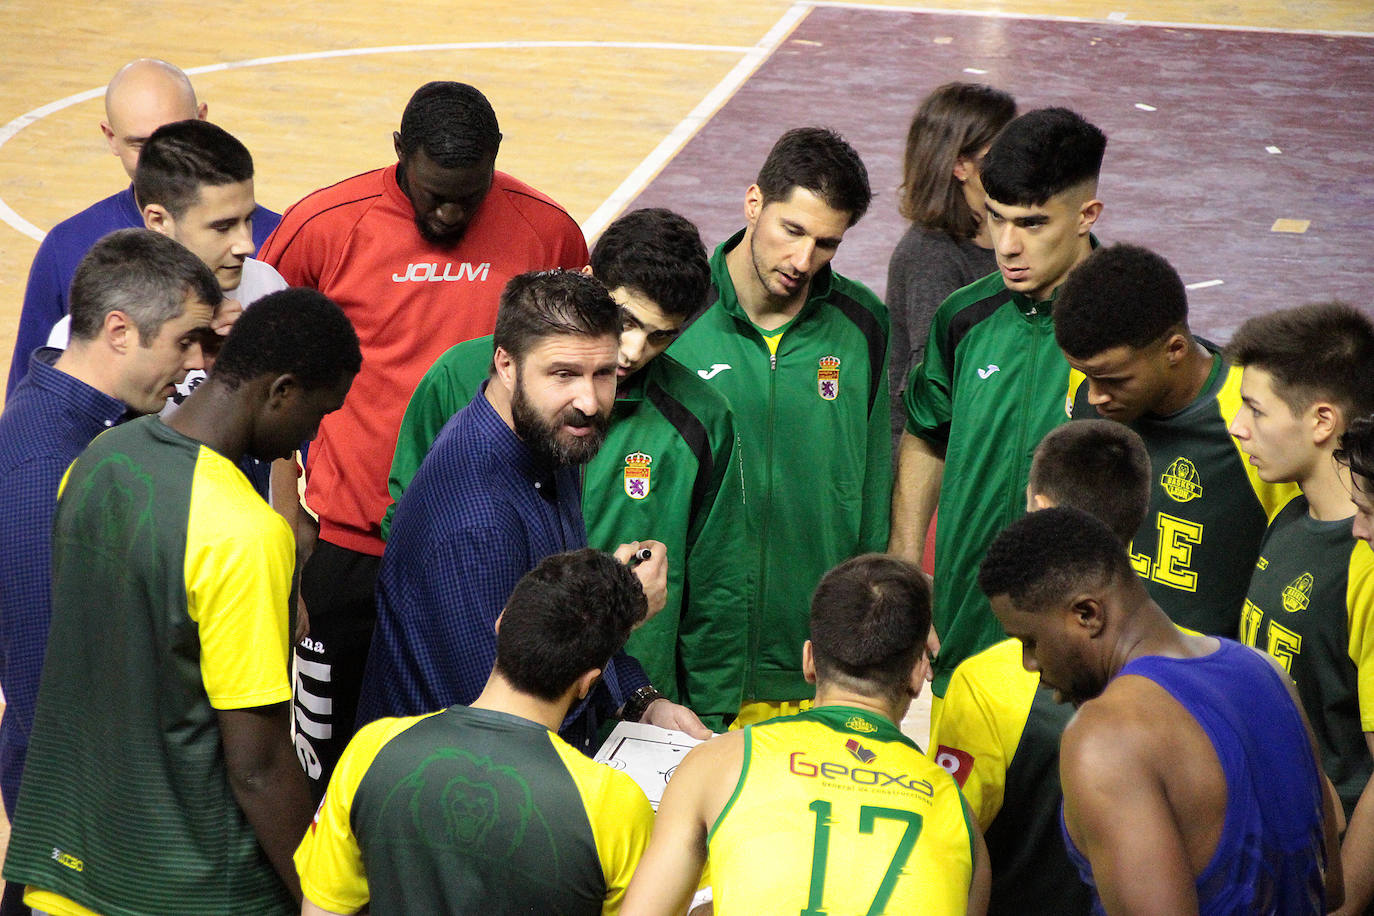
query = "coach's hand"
xmin=615 ymin=539 xmax=668 ymax=619
xmin=642 ymin=698 xmax=712 ymax=740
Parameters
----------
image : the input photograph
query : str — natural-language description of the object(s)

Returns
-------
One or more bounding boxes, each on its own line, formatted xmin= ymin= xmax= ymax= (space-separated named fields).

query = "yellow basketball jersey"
xmin=708 ymin=705 xmax=976 ymax=915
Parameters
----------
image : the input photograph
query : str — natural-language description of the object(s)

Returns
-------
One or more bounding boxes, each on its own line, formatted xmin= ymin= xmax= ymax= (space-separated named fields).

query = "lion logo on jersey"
xmin=623 ymin=451 xmax=652 ymax=500
xmin=818 ymin=355 xmax=840 ymax=401
xmin=1161 ymin=457 xmax=1203 ymax=503
xmin=1282 ymin=571 xmax=1314 ymax=613
xmin=378 ymin=747 xmax=559 ymax=880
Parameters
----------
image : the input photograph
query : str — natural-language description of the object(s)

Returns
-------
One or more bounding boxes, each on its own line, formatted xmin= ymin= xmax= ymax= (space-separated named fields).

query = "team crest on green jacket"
xmin=624 ymin=451 xmax=652 ymax=499
xmin=1282 ymin=572 xmax=1314 ymax=613
xmin=818 ymin=355 xmax=840 ymax=401
xmin=1161 ymin=457 xmax=1203 ymax=503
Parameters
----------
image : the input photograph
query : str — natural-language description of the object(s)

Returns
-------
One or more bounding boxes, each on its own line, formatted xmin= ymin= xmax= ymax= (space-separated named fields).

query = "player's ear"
xmin=801 ymin=640 xmax=818 ymax=685
xmin=266 ymin=374 xmax=297 ymax=408
xmin=1070 ymin=595 xmax=1106 ymax=636
xmin=907 ymin=649 xmax=930 ymax=699
xmin=1162 ymin=330 xmax=1191 ymax=366
xmin=1310 ymin=401 xmax=1340 ymax=446
xmin=574 ymin=668 xmax=602 ymax=701
xmin=743 ymin=183 xmax=764 ymax=224
xmin=143 ymin=204 xmax=174 ymax=236
xmin=1077 ymin=198 xmax=1104 ymax=234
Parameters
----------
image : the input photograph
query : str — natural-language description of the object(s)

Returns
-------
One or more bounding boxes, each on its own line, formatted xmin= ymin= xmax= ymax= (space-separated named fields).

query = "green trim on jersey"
xmin=5 ymin=417 xmax=294 ymax=916
xmin=1240 ymin=496 xmax=1374 ymax=819
xmin=1070 ymin=342 xmax=1298 ymax=635
xmin=383 ymin=338 xmax=750 ymax=727
xmin=904 ymin=271 xmax=1071 ymax=695
xmin=708 ymin=731 xmax=752 ymax=847
xmin=669 ymin=231 xmax=892 ymax=702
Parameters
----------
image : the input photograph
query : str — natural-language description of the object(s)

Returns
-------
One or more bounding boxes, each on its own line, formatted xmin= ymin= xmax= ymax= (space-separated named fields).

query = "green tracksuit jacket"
xmin=668 ymin=231 xmax=891 ymax=703
xmin=904 ymin=271 xmax=1071 ymax=696
xmin=384 ymin=340 xmax=750 ymax=729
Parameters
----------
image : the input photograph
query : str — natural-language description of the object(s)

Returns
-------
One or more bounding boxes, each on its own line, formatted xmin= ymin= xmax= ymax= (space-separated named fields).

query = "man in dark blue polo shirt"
xmin=356 ymin=269 xmax=702 ymax=758
xmin=0 ymin=229 xmax=222 ymax=915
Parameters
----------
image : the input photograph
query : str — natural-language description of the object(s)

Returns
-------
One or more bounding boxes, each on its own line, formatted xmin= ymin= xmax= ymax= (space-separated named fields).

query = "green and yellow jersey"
xmin=5 ymin=416 xmax=295 ymax=916
xmin=1240 ymin=495 xmax=1374 ymax=819
xmin=295 ymin=704 xmax=654 ymax=915
xmin=1069 ymin=343 xmax=1297 ymax=635
xmin=930 ymin=639 xmax=1091 ymax=915
xmin=709 ymin=705 xmax=975 ymax=915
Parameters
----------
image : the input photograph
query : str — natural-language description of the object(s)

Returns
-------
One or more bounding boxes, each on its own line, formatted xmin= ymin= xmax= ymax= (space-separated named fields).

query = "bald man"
xmin=7 ymin=59 xmax=280 ymax=397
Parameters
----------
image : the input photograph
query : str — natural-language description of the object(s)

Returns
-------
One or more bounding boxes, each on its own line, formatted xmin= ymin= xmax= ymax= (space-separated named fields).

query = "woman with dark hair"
xmin=886 ymin=82 xmax=1016 ymax=444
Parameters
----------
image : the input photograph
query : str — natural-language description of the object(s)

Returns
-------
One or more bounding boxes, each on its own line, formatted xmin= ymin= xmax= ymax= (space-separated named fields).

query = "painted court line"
xmin=580 ymin=3 xmax=812 ymax=239
xmin=0 ymin=40 xmax=756 ymax=243
xmin=802 ymin=1 xmax=1374 ymax=38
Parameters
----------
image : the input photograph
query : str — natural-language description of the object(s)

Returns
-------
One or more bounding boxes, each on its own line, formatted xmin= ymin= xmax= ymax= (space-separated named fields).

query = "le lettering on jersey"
xmin=392 ymin=261 xmax=492 ymax=283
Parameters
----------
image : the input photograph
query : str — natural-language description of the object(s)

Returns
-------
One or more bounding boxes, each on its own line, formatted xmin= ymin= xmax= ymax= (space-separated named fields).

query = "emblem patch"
xmin=623 ymin=452 xmax=652 ymax=499
xmin=844 ymin=715 xmax=877 ymax=733
xmin=1282 ymin=572 xmax=1313 ymax=613
xmin=845 ymin=738 xmax=877 ymax=764
xmin=818 ymin=355 xmax=840 ymax=401
xmin=1161 ymin=457 xmax=1203 ymax=503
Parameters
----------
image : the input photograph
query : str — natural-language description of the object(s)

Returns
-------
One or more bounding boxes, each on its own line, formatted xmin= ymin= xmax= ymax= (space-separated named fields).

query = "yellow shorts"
xmin=729 ymin=698 xmax=815 ymax=731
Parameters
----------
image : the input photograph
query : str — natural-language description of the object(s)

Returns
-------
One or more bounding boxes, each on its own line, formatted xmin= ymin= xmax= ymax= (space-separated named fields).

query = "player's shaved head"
xmin=102 ymin=59 xmax=205 ymax=178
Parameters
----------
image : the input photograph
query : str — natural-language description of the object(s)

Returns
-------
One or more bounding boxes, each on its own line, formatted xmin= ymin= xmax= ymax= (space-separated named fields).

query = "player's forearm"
xmin=222 ymin=706 xmax=315 ymax=901
xmin=1332 ymin=774 xmax=1374 ymax=914
xmin=889 ymin=432 xmax=944 ymax=562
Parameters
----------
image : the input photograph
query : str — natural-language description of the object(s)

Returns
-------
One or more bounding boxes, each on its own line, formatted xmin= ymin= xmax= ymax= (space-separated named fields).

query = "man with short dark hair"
xmin=622 ymin=554 xmax=990 ymax=915
xmin=981 ymin=506 xmax=1342 ymax=914
xmin=296 ymin=549 xmax=655 ymax=916
xmin=668 ymin=127 xmax=892 ymax=728
xmin=1227 ymin=302 xmax=1374 ymax=915
xmin=384 ymin=208 xmax=748 ymax=730
xmin=891 ymin=107 xmax=1107 ymax=705
xmin=46 ymin=120 xmax=289 ymax=400
xmin=931 ymin=419 xmax=1149 ymax=916
xmin=0 ymin=228 xmax=221 ymax=916
xmin=8 ymin=59 xmax=278 ymax=397
xmin=3 ymin=289 xmax=361 ymax=916
xmin=357 ymin=270 xmax=695 ymax=750
xmin=1056 ymin=243 xmax=1296 ymax=636
xmin=258 ymin=81 xmax=590 ymax=796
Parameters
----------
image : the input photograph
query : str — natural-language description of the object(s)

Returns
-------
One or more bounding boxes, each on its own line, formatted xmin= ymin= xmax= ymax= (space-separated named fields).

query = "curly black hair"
xmin=1054 ymin=243 xmax=1188 ymax=359
xmin=979 ymin=506 xmax=1134 ymax=613
xmin=212 ymin=288 xmax=361 ymax=390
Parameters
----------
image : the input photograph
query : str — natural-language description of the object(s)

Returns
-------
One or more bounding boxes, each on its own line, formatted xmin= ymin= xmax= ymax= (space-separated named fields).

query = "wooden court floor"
xmin=0 ymin=0 xmax=1370 ymax=871
xmin=1 ymin=0 xmax=1371 ymax=386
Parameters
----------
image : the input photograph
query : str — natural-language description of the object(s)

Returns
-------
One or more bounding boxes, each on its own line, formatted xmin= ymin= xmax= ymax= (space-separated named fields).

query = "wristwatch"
xmin=621 ymin=685 xmax=665 ymax=723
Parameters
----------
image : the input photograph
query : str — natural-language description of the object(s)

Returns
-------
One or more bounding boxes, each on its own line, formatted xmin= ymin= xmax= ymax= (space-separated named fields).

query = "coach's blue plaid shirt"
xmin=357 ymin=383 xmax=648 ymax=752
xmin=0 ymin=349 xmax=127 ymax=818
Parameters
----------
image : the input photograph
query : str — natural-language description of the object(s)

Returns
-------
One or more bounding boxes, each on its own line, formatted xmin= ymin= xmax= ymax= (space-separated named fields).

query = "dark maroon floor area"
xmin=628 ymin=7 xmax=1374 ymax=341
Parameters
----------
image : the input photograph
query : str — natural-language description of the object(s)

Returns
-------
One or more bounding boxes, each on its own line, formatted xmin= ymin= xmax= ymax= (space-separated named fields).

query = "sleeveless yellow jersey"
xmin=708 ymin=705 xmax=976 ymax=915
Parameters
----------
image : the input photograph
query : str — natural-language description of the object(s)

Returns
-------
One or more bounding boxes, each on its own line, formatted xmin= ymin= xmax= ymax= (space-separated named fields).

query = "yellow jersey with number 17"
xmin=708 ymin=705 xmax=976 ymax=915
